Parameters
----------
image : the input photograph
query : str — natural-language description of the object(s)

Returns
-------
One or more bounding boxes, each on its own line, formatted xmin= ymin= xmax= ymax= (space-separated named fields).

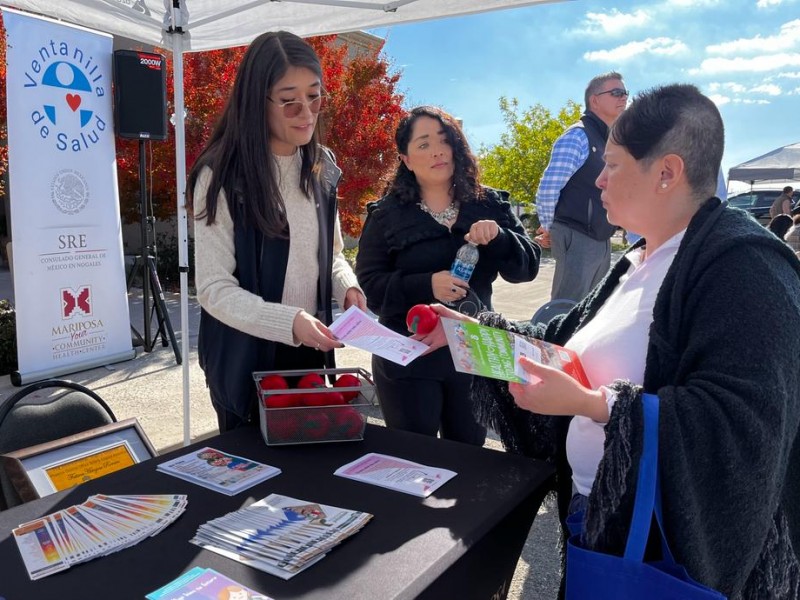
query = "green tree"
xmin=479 ymin=97 xmax=582 ymax=212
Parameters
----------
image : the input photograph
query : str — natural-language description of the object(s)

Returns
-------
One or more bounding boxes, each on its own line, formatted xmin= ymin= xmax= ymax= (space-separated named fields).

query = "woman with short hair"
xmin=420 ymin=84 xmax=800 ymax=597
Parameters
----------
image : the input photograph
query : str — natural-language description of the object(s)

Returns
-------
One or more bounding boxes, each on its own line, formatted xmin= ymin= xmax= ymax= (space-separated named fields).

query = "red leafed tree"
xmin=308 ymin=36 xmax=405 ymax=237
xmin=114 ymin=35 xmax=403 ymax=236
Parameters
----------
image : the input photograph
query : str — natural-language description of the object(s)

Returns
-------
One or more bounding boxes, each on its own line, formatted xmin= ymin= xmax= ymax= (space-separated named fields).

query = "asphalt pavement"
xmin=0 ymin=255 xmax=563 ymax=599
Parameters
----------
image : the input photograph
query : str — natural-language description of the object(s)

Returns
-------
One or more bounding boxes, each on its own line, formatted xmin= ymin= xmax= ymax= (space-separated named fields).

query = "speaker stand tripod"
xmin=127 ymin=139 xmax=182 ymax=365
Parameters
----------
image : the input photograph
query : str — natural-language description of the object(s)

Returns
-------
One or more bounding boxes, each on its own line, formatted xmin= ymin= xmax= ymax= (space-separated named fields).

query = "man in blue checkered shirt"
xmin=535 ymin=72 xmax=627 ymax=303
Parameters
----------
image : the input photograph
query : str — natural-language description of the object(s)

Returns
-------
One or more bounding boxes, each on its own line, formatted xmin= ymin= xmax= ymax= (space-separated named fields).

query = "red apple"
xmin=267 ymin=412 xmax=300 ymax=443
xmin=332 ymin=407 xmax=364 ymax=438
xmin=264 ymin=393 xmax=297 ymax=409
xmin=302 ymin=391 xmax=345 ymax=407
xmin=297 ymin=373 xmax=326 ymax=390
xmin=299 ymin=411 xmax=331 ymax=440
xmin=333 ymin=374 xmax=361 ymax=401
xmin=259 ymin=374 xmax=289 ymax=391
xmin=406 ymin=304 xmax=440 ymax=335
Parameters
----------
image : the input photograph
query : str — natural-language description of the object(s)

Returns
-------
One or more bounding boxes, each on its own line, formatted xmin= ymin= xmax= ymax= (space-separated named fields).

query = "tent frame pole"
xmin=167 ymin=1 xmax=191 ymax=447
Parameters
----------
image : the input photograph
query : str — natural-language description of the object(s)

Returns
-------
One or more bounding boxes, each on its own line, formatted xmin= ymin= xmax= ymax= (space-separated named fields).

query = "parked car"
xmin=727 ymin=189 xmax=800 ymax=225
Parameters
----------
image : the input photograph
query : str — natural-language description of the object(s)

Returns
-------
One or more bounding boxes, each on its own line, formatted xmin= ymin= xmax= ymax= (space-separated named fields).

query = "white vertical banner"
xmin=3 ymin=9 xmax=135 ymax=384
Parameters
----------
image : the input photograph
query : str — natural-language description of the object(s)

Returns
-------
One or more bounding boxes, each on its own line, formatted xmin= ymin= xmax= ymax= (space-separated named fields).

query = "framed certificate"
xmin=1 ymin=418 xmax=156 ymax=502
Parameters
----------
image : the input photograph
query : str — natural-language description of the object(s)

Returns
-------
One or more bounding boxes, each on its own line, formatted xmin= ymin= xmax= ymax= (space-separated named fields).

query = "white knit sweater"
xmin=193 ymin=153 xmax=359 ymax=346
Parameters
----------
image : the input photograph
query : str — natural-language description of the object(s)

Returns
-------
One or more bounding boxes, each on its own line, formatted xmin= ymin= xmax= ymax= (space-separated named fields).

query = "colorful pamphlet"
xmin=328 ymin=305 xmax=428 ymax=366
xmin=156 ymin=447 xmax=281 ymax=495
xmin=334 ymin=452 xmax=457 ymax=497
xmin=12 ymin=494 xmax=187 ymax=581
xmin=146 ymin=566 xmax=273 ymax=599
xmin=190 ymin=493 xmax=372 ymax=579
xmin=440 ymin=318 xmax=590 ymax=386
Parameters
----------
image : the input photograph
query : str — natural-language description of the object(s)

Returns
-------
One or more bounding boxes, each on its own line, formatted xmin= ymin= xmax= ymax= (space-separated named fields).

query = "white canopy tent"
xmin=729 ymin=141 xmax=800 ymax=183
xmin=1 ymin=0 xmax=565 ymax=445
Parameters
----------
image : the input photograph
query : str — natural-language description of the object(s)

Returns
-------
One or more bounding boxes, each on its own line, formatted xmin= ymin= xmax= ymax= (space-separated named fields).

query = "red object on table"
xmin=333 ymin=374 xmax=361 ymax=401
xmin=259 ymin=374 xmax=289 ymax=391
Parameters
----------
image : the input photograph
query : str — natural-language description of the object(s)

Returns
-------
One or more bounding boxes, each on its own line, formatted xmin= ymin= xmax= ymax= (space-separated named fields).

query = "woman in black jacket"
xmin=356 ymin=106 xmax=540 ymax=445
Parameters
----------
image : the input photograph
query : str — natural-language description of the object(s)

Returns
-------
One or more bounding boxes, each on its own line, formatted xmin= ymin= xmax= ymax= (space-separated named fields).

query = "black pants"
xmin=372 ymin=348 xmax=486 ymax=446
xmin=212 ymin=343 xmax=325 ymax=433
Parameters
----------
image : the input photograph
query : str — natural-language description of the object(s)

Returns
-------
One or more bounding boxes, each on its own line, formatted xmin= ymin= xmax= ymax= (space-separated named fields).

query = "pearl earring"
xmin=660 ymin=182 xmax=668 ymax=189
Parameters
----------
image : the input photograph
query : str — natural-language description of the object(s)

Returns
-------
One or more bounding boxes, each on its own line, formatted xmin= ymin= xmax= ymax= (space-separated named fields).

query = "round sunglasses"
xmin=267 ymin=93 xmax=326 ymax=118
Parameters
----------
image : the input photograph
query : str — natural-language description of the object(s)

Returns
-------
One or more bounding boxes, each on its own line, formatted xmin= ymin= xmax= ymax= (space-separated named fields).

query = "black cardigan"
xmin=356 ymin=187 xmax=541 ymax=334
xmin=473 ymin=199 xmax=800 ymax=599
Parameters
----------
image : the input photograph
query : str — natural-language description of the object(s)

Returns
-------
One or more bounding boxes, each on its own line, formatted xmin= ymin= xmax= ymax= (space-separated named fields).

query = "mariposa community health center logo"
xmin=23 ymin=38 xmax=110 ymax=152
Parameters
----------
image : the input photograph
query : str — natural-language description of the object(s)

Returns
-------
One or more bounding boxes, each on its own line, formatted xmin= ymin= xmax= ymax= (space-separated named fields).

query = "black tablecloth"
xmin=0 ymin=424 xmax=554 ymax=600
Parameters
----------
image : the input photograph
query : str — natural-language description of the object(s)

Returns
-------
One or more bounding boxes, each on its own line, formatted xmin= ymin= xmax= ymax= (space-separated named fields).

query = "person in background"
xmin=417 ymin=84 xmax=800 ymax=598
xmin=770 ymin=185 xmax=794 ymax=219
xmin=783 ymin=214 xmax=800 ymax=253
xmin=186 ymin=31 xmax=365 ymax=432
xmin=356 ymin=105 xmax=540 ymax=445
xmin=535 ymin=72 xmax=627 ymax=302
xmin=767 ymin=214 xmax=793 ymax=240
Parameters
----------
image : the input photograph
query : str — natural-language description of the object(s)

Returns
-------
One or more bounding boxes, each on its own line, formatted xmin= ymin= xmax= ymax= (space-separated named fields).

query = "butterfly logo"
xmin=61 ymin=286 xmax=92 ymax=319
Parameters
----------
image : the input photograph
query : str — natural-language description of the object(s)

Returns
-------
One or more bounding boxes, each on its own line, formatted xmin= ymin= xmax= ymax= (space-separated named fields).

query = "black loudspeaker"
xmin=113 ymin=50 xmax=167 ymax=140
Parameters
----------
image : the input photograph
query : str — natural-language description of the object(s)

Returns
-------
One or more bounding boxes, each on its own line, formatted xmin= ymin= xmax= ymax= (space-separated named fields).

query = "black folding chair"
xmin=0 ymin=379 xmax=116 ymax=510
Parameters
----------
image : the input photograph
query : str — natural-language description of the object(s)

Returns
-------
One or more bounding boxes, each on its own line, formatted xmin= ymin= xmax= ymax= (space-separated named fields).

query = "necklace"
xmin=420 ymin=201 xmax=459 ymax=225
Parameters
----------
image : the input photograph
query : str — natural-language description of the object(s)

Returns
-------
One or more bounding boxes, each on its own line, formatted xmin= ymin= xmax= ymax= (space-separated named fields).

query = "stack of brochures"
xmin=147 ymin=566 xmax=273 ymax=600
xmin=156 ymin=447 xmax=281 ymax=495
xmin=334 ymin=452 xmax=457 ymax=497
xmin=12 ymin=494 xmax=188 ymax=580
xmin=190 ymin=493 xmax=373 ymax=579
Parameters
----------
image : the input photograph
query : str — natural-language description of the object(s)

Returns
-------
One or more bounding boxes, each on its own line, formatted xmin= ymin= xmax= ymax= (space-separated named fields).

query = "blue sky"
xmin=370 ymin=0 xmax=800 ymax=189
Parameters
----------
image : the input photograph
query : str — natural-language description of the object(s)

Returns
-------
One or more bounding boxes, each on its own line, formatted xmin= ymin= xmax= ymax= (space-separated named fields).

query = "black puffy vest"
xmin=553 ymin=112 xmax=616 ymax=241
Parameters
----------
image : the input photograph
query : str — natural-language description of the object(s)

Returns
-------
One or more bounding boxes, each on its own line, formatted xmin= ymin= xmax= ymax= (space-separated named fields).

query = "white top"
xmin=193 ymin=154 xmax=359 ymax=347
xmin=565 ymin=230 xmax=685 ymax=496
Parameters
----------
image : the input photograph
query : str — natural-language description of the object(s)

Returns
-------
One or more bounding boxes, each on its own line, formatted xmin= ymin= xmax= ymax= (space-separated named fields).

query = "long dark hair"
xmin=186 ymin=31 xmax=324 ymax=238
xmin=385 ymin=105 xmax=483 ymax=205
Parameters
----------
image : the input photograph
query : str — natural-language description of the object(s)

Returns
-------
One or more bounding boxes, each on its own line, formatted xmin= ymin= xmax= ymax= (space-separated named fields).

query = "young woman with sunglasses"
xmin=186 ymin=31 xmax=365 ymax=432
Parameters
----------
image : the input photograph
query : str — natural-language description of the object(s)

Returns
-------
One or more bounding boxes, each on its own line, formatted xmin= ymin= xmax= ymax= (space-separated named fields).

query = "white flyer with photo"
xmin=334 ymin=452 xmax=457 ymax=497
xmin=156 ymin=447 xmax=281 ymax=495
xmin=329 ymin=306 xmax=428 ymax=366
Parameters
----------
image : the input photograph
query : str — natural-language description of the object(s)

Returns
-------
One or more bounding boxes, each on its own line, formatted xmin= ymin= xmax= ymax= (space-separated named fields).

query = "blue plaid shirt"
xmin=536 ymin=126 xmax=589 ymax=231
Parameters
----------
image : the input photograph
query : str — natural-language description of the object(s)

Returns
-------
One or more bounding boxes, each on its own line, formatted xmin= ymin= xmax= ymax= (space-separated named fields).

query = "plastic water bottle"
xmin=450 ymin=241 xmax=479 ymax=283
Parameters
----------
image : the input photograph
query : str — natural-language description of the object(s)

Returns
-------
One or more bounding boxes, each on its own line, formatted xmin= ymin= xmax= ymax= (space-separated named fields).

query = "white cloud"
xmin=757 ymin=0 xmax=783 ymax=7
xmin=692 ymin=52 xmax=800 ymax=74
xmin=584 ymin=37 xmax=689 ymax=62
xmin=578 ymin=9 xmax=650 ymax=36
xmin=791 ymin=87 xmax=800 ymax=95
xmin=707 ymin=36 xmax=769 ymax=55
xmin=708 ymin=93 xmax=770 ymax=106
xmin=706 ymin=19 xmax=800 ymax=55
xmin=707 ymin=82 xmax=781 ymax=102
xmin=709 ymin=94 xmax=731 ymax=106
xmin=769 ymin=71 xmax=800 ymax=79
xmin=708 ymin=82 xmax=748 ymax=93
xmin=749 ymin=83 xmax=782 ymax=95
xmin=668 ymin=0 xmax=721 ymax=6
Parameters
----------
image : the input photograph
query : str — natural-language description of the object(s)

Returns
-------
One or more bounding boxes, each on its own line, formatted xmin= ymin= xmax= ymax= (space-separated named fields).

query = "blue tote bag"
xmin=566 ymin=394 xmax=726 ymax=599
